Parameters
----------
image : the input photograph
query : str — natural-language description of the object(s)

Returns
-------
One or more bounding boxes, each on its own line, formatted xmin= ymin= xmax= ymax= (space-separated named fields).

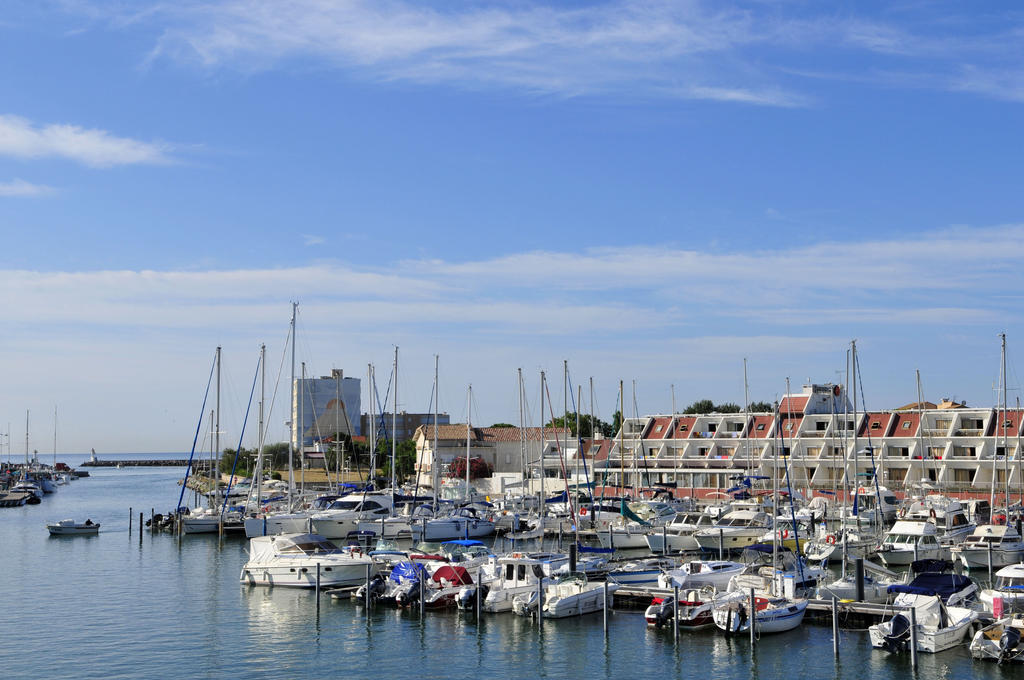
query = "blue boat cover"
xmin=745 ymin=544 xmax=793 ymax=554
xmin=442 ymin=539 xmax=485 ymax=547
xmin=887 ymin=572 xmax=973 ymax=600
xmin=389 ymin=561 xmax=427 ymax=584
xmin=577 ymin=545 xmax=614 ymax=554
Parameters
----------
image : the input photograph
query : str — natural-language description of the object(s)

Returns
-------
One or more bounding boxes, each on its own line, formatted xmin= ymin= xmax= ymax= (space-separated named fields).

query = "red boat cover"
xmin=432 ymin=565 xmax=473 ymax=586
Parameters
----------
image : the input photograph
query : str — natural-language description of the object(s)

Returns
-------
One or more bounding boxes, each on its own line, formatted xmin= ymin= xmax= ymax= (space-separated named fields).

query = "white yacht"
xmin=978 ymin=563 xmax=1024 ymax=612
xmin=645 ymin=511 xmax=715 ymax=554
xmin=951 ymin=524 xmax=1024 ymax=570
xmin=511 ymin=572 xmax=618 ymax=619
xmin=243 ymin=493 xmax=345 ymax=538
xmin=410 ymin=505 xmax=495 ymax=541
xmin=239 ymin=533 xmax=377 ymax=588
xmin=693 ymin=510 xmax=772 ymax=553
xmin=467 ymin=552 xmax=567 ymax=613
xmin=309 ymin=494 xmax=394 ymax=539
xmin=877 ymin=520 xmax=945 ymax=566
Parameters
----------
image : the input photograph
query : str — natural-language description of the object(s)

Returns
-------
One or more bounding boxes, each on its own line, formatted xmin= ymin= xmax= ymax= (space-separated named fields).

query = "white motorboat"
xmin=181 ymin=507 xmax=244 ymax=534
xmin=969 ymin=614 xmax=1024 ymax=663
xmin=239 ymin=533 xmax=378 ymax=588
xmin=816 ymin=559 xmax=900 ymax=603
xmin=464 ymin=552 xmax=567 ymax=613
xmin=595 ymin=501 xmax=677 ymax=550
xmin=411 ymin=505 xmax=495 ymax=541
xmin=645 ymin=512 xmax=715 ymax=554
xmin=869 ymin=593 xmax=978 ymax=653
xmin=658 ymin=559 xmax=746 ymax=590
xmin=902 ymin=494 xmax=976 ymax=548
xmin=242 ymin=493 xmax=345 ymax=537
xmin=978 ymin=563 xmax=1024 ymax=612
xmin=952 ymin=524 xmax=1024 ymax=570
xmin=694 ymin=510 xmax=772 ymax=553
xmin=309 ymin=494 xmax=394 ymax=539
xmin=644 ymin=586 xmax=717 ymax=629
xmin=606 ymin=558 xmax=676 ymax=586
xmin=512 ymin=573 xmax=618 ymax=618
xmin=46 ymin=518 xmax=100 ymax=536
xmin=877 ymin=520 xmax=945 ymax=566
xmin=712 ymin=591 xmax=807 ymax=635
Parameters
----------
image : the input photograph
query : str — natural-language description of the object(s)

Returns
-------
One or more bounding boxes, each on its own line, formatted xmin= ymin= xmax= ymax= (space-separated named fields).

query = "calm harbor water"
xmin=0 ymin=455 xmax=1012 ymax=679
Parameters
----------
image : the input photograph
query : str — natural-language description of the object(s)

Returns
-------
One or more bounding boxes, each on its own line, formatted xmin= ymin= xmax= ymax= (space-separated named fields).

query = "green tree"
xmin=716 ymin=402 xmax=742 ymax=413
xmin=683 ymin=399 xmax=716 ymax=414
xmin=381 ymin=440 xmax=417 ymax=481
xmin=748 ymin=401 xmax=773 ymax=413
xmin=546 ymin=411 xmax=615 ymax=438
xmin=490 ymin=422 xmax=515 ymax=428
xmin=611 ymin=410 xmax=622 ymax=435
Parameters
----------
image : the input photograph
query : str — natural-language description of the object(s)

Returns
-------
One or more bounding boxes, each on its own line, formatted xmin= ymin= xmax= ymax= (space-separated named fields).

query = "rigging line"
xmin=177 ymin=350 xmax=218 ymax=513
xmin=599 ymin=390 xmax=622 ymax=504
xmin=261 ymin=327 xmax=292 ymax=465
xmin=222 ymin=352 xmax=261 ymax=515
xmin=566 ymin=373 xmax=593 ymax=495
xmin=374 ymin=367 xmax=395 ymax=447
xmin=542 ymin=379 xmax=576 ymax=523
xmin=854 ymin=350 xmax=885 ymax=521
xmin=780 ymin=384 xmax=804 ymax=583
xmin=411 ymin=379 xmax=436 ymax=499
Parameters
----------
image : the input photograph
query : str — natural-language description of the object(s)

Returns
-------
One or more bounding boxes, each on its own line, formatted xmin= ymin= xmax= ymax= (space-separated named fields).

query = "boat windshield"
xmin=996 ymin=576 xmax=1024 ymax=589
xmin=279 ymin=538 xmax=342 ymax=555
xmin=883 ymin=534 xmax=916 ymax=544
xmin=325 ymin=500 xmax=362 ymax=511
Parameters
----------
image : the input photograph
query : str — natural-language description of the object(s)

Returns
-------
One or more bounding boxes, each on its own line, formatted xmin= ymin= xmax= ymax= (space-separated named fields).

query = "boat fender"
xmin=826 ymin=534 xmax=837 ymax=545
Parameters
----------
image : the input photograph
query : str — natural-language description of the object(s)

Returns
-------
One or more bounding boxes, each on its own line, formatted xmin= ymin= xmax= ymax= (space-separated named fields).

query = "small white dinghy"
xmin=47 ymin=518 xmax=100 ymax=536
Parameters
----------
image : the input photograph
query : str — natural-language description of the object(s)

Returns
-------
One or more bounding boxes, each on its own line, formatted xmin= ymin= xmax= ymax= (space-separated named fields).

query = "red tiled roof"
xmin=643 ymin=417 xmax=675 ymax=440
xmin=988 ymin=410 xmax=1024 ymax=438
xmin=749 ymin=415 xmax=774 ymax=439
xmin=672 ymin=416 xmax=697 ymax=439
xmin=778 ymin=414 xmax=803 ymax=437
xmin=588 ymin=439 xmax=613 ymax=461
xmin=778 ymin=396 xmax=809 ymax=414
xmin=859 ymin=412 xmax=893 ymax=437
xmin=890 ymin=412 xmax=920 ymax=437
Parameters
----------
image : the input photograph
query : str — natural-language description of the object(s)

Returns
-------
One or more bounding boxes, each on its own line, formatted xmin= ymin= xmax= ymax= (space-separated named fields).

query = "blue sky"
xmin=2 ymin=1 xmax=1024 ymax=453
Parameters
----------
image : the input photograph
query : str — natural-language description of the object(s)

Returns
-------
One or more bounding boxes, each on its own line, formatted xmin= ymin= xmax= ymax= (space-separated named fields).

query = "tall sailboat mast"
xmin=392 ymin=346 xmax=398 ymax=493
xmin=465 ymin=384 xmax=472 ymax=500
xmin=433 ymin=355 xmax=440 ymax=512
xmin=257 ymin=343 xmax=265 ymax=509
xmin=288 ymin=303 xmax=296 ymax=508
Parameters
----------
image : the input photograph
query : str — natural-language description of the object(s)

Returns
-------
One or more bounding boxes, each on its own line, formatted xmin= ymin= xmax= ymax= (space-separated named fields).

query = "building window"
xmin=871 ymin=421 xmax=881 ymax=429
xmin=815 ymin=421 xmax=827 ymax=431
xmin=756 ymin=423 xmax=766 ymax=431
xmin=953 ymin=469 xmax=974 ymax=483
xmin=902 ymin=421 xmax=911 ymax=430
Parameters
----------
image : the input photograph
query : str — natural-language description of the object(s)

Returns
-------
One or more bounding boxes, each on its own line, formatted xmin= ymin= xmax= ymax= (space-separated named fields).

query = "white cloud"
xmin=3 ymin=222 xmax=1022 ymax=451
xmin=303 ymin=234 xmax=325 ymax=246
xmin=0 ymin=178 xmax=55 ymax=197
xmin=0 ymin=114 xmax=173 ymax=167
